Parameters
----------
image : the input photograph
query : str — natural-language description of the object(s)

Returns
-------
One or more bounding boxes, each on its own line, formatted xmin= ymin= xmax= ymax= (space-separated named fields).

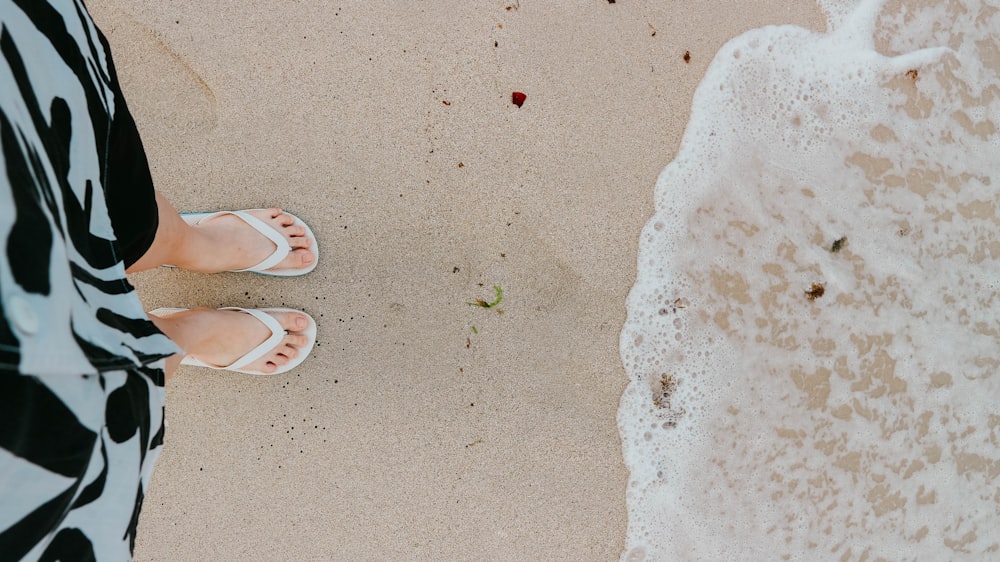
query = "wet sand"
xmin=87 ymin=1 xmax=824 ymax=559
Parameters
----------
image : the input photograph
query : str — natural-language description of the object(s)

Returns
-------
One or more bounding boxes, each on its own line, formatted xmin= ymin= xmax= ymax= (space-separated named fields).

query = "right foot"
xmin=155 ymin=308 xmax=312 ymax=374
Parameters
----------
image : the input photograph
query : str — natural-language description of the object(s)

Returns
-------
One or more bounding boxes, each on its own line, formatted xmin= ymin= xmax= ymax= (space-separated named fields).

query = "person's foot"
xmin=184 ymin=209 xmax=315 ymax=273
xmin=154 ymin=308 xmax=312 ymax=374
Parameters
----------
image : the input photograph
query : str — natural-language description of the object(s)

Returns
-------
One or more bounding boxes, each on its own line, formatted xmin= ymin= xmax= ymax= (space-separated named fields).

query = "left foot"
xmin=183 ymin=209 xmax=315 ymax=273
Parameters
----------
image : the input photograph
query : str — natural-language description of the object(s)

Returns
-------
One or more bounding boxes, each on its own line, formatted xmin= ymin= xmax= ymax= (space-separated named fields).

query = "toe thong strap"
xmin=221 ymin=307 xmax=286 ymax=371
xmin=216 ymin=210 xmax=292 ymax=272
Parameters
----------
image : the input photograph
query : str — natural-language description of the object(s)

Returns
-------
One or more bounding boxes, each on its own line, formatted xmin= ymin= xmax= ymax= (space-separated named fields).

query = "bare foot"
xmin=185 ymin=209 xmax=315 ymax=273
xmin=152 ymin=308 xmax=312 ymax=374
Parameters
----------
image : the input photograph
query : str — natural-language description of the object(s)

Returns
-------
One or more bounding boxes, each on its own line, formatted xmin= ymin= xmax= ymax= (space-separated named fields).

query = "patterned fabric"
xmin=1 ymin=0 xmax=181 ymax=558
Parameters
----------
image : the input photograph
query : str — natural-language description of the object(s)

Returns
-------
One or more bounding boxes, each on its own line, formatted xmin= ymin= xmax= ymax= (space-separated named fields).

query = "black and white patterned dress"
xmin=1 ymin=0 xmax=182 ymax=559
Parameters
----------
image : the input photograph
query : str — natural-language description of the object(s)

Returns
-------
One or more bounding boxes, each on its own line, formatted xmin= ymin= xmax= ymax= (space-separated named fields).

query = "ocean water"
xmin=618 ymin=0 xmax=999 ymax=560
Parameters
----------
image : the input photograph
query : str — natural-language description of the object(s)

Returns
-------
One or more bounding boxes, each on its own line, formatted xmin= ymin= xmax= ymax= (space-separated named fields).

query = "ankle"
xmin=170 ymin=227 xmax=215 ymax=272
xmin=150 ymin=307 xmax=212 ymax=354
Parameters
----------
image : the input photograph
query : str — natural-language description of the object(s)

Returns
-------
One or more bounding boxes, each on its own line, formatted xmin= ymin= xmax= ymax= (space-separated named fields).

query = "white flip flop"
xmin=180 ymin=210 xmax=318 ymax=276
xmin=149 ymin=307 xmax=317 ymax=375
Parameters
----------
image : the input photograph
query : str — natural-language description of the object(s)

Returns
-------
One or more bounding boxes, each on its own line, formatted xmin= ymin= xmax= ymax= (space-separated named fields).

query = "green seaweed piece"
xmin=467 ymin=285 xmax=503 ymax=308
xmin=471 ymin=326 xmax=478 ymax=334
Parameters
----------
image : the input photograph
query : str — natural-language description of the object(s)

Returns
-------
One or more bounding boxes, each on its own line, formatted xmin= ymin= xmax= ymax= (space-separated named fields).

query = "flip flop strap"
xmin=220 ymin=307 xmax=286 ymax=371
xmin=193 ymin=210 xmax=291 ymax=273
xmin=229 ymin=211 xmax=292 ymax=272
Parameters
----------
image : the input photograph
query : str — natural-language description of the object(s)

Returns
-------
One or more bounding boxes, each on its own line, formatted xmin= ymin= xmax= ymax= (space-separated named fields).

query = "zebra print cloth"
xmin=1 ymin=0 xmax=181 ymax=559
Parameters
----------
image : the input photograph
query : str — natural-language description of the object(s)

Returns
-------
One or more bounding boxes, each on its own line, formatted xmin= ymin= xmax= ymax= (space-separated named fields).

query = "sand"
xmin=86 ymin=1 xmax=824 ymax=559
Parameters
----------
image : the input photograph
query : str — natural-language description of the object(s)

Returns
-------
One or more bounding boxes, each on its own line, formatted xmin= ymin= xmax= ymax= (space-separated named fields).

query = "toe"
xmin=285 ymin=224 xmax=307 ymax=237
xmin=286 ymin=334 xmax=309 ymax=348
xmin=289 ymin=233 xmax=312 ymax=248
xmin=277 ymin=311 xmax=309 ymax=333
xmin=292 ymin=249 xmax=314 ymax=266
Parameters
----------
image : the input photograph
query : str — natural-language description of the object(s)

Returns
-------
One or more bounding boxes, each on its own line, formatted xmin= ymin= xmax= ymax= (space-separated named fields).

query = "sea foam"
xmin=619 ymin=0 xmax=999 ymax=559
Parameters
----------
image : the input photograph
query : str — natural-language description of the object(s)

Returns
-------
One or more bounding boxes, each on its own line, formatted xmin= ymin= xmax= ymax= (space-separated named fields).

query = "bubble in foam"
xmin=619 ymin=0 xmax=1000 ymax=559
xmin=624 ymin=546 xmax=646 ymax=561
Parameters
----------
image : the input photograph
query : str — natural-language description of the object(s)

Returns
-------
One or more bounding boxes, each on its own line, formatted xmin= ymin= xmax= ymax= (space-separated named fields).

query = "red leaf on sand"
xmin=511 ymin=91 xmax=526 ymax=107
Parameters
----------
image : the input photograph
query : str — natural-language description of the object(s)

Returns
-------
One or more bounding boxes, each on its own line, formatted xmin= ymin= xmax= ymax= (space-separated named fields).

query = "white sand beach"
xmin=88 ymin=1 xmax=824 ymax=559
